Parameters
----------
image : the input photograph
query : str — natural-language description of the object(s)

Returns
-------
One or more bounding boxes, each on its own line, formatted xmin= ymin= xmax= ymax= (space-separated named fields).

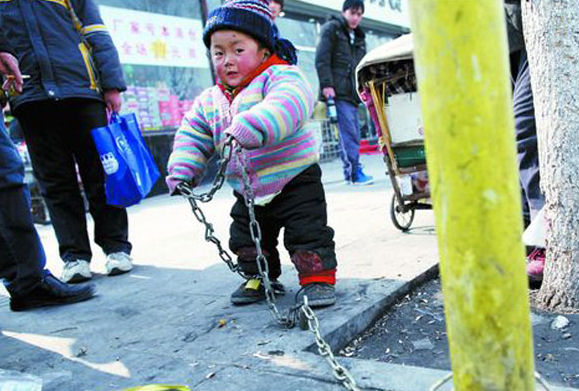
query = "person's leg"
xmin=64 ymin=100 xmax=132 ymax=258
xmin=0 ymin=120 xmax=95 ymax=311
xmin=513 ymin=50 xmax=546 ymax=285
xmin=335 ymin=100 xmax=361 ymax=181
xmin=514 ymin=50 xmax=544 ymax=221
xmin=273 ymin=164 xmax=337 ymax=306
xmin=229 ymin=193 xmax=283 ymax=304
xmin=0 ymin=124 xmax=44 ymax=296
xmin=15 ymin=101 xmax=92 ymax=263
xmin=229 ymin=193 xmax=282 ymax=279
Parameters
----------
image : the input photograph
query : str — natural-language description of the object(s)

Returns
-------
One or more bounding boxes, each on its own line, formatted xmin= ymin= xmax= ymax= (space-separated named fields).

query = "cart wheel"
xmin=390 ymin=194 xmax=415 ymax=232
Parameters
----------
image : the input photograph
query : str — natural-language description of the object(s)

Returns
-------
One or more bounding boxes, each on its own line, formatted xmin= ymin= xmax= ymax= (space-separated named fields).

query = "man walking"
xmin=0 ymin=0 xmax=133 ymax=283
xmin=0 ymin=31 xmax=95 ymax=311
xmin=315 ymin=0 xmax=373 ymax=185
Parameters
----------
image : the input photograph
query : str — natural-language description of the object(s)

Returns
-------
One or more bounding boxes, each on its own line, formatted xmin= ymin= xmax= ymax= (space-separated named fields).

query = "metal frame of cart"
xmin=356 ymin=34 xmax=432 ymax=231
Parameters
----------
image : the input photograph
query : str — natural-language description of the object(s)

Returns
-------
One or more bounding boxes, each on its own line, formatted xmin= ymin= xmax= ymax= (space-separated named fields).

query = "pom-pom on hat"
xmin=203 ymin=0 xmax=275 ymax=52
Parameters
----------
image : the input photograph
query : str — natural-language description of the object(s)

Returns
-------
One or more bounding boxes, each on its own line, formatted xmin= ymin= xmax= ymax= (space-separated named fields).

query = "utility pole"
xmin=408 ymin=1 xmax=535 ymax=389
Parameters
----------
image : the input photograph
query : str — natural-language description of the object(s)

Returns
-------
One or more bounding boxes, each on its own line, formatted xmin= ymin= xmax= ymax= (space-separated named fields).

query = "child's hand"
xmin=224 ymin=128 xmax=262 ymax=150
xmin=166 ymin=176 xmax=195 ymax=196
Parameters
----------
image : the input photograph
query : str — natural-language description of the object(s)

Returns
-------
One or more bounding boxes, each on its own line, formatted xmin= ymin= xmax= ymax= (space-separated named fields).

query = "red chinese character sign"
xmin=99 ymin=6 xmax=209 ymax=69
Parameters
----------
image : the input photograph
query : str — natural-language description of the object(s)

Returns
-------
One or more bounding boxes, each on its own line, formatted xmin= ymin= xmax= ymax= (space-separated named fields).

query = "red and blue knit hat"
xmin=203 ymin=0 xmax=275 ymax=52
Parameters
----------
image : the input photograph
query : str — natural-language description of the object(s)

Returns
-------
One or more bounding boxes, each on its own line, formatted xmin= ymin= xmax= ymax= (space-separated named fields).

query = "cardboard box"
xmin=385 ymin=92 xmax=424 ymax=145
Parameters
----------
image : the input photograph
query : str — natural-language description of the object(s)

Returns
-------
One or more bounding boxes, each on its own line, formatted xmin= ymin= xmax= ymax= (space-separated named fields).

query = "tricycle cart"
xmin=356 ymin=34 xmax=431 ymax=231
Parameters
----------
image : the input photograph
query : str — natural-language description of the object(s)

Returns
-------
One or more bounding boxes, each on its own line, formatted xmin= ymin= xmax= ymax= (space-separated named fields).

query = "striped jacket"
xmin=0 ymin=0 xmax=125 ymax=110
xmin=167 ymin=65 xmax=319 ymax=198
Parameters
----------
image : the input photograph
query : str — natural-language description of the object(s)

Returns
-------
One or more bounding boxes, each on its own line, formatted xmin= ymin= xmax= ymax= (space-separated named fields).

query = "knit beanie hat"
xmin=203 ymin=0 xmax=275 ymax=52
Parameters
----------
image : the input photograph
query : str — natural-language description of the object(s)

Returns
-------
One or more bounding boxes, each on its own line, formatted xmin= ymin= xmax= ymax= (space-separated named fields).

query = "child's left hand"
xmin=224 ymin=127 xmax=263 ymax=150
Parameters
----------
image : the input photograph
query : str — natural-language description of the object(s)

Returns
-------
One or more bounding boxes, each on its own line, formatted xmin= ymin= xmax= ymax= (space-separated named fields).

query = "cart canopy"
xmin=356 ymin=33 xmax=414 ymax=96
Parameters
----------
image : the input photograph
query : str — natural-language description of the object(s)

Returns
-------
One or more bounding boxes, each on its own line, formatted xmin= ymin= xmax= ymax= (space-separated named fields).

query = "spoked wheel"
xmin=390 ymin=194 xmax=415 ymax=232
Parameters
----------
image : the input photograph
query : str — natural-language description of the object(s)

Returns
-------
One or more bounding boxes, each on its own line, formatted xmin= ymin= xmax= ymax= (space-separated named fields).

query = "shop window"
xmin=95 ymin=0 xmax=212 ymax=133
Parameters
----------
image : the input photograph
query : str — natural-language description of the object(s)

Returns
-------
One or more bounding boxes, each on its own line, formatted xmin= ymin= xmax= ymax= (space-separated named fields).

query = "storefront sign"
xmin=99 ymin=6 xmax=209 ymax=68
xmin=297 ymin=0 xmax=409 ymax=27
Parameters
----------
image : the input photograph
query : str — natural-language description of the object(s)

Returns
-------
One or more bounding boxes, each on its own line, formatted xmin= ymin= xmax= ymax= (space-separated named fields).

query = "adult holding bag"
xmin=0 ymin=0 xmax=134 ymax=283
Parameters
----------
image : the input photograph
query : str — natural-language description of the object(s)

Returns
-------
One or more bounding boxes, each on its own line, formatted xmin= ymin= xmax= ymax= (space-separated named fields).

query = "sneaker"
xmin=526 ymin=247 xmax=546 ymax=288
xmin=10 ymin=274 xmax=95 ymax=312
xmin=302 ymin=283 xmax=336 ymax=308
xmin=230 ymin=278 xmax=285 ymax=305
xmin=352 ymin=167 xmax=374 ymax=186
xmin=105 ymin=252 xmax=133 ymax=276
xmin=61 ymin=260 xmax=92 ymax=283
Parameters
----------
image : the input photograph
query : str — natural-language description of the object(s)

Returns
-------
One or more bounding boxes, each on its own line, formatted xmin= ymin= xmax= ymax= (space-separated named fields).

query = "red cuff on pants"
xmin=299 ymin=269 xmax=336 ymax=286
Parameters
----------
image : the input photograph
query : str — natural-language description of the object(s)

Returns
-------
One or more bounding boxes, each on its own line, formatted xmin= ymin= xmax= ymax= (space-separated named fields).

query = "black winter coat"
xmin=0 ymin=0 xmax=126 ymax=111
xmin=315 ymin=15 xmax=366 ymax=104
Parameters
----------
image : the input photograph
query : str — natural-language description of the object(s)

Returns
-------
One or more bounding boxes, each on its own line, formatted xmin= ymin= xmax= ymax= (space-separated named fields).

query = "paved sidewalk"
xmin=1 ymin=155 xmax=574 ymax=391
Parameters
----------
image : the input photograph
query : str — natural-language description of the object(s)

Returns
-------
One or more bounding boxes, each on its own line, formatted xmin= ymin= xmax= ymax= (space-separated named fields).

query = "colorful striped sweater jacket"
xmin=167 ymin=64 xmax=319 ymax=198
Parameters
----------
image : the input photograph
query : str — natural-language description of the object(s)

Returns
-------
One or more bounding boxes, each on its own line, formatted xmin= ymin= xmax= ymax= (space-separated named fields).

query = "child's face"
xmin=210 ymin=30 xmax=270 ymax=88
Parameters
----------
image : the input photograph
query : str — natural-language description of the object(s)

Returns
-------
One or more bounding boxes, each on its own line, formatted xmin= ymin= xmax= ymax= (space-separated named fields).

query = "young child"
xmin=167 ymin=0 xmax=337 ymax=308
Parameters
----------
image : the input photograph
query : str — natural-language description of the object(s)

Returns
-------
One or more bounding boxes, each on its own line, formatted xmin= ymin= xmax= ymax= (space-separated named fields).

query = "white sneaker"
xmin=105 ymin=252 xmax=133 ymax=276
xmin=61 ymin=260 xmax=92 ymax=283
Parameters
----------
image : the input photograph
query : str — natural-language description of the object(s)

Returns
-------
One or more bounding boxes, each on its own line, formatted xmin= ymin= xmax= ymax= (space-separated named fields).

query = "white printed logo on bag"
xmin=100 ymin=152 xmax=119 ymax=175
xmin=115 ymin=136 xmax=130 ymax=153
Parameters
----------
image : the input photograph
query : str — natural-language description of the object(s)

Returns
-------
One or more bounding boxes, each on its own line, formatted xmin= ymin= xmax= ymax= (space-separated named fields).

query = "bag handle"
xmin=109 ymin=111 xmax=121 ymax=124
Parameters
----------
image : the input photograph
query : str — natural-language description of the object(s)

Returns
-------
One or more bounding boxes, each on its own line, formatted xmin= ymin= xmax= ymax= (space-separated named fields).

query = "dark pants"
xmin=512 ymin=50 xmax=544 ymax=226
xmin=15 ymin=99 xmax=131 ymax=263
xmin=229 ymin=164 xmax=337 ymax=283
xmin=336 ymin=100 xmax=361 ymax=181
xmin=0 ymin=121 xmax=45 ymax=296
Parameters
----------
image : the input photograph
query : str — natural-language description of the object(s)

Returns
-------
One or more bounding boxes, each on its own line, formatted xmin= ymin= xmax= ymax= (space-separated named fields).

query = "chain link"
xmin=301 ymin=297 xmax=361 ymax=391
xmin=178 ymin=136 xmax=245 ymax=278
xmin=179 ymin=136 xmax=359 ymax=390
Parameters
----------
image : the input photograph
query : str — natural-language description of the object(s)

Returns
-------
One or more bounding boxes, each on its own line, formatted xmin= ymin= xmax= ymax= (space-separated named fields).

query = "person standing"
xmin=269 ymin=0 xmax=284 ymax=40
xmin=0 ymin=31 xmax=95 ymax=311
xmin=315 ymin=0 xmax=373 ymax=185
xmin=0 ymin=0 xmax=133 ymax=283
xmin=504 ymin=0 xmax=546 ymax=286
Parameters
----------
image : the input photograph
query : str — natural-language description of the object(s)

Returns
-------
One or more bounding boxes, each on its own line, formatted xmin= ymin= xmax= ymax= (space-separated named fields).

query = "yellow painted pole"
xmin=408 ymin=1 xmax=535 ymax=390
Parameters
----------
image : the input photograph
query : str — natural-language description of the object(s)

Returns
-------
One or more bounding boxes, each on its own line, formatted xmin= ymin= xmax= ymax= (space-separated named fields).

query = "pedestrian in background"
xmin=0 ymin=0 xmax=134 ymax=283
xmin=269 ymin=0 xmax=284 ymax=40
xmin=167 ymin=0 xmax=338 ymax=307
xmin=0 ymin=31 xmax=95 ymax=311
xmin=504 ymin=0 xmax=546 ymax=286
xmin=315 ymin=0 xmax=373 ymax=185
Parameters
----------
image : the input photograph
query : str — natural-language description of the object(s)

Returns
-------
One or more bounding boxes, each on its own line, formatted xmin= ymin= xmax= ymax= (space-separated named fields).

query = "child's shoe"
xmin=231 ymin=278 xmax=285 ymax=305
xmin=526 ymin=247 xmax=546 ymax=289
xmin=302 ymin=283 xmax=336 ymax=307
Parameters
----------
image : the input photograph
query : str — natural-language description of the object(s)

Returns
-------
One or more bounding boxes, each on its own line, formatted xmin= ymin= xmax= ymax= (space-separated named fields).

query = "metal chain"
xmin=301 ymin=297 xmax=361 ymax=391
xmin=180 ymin=136 xmax=360 ymax=390
xmin=234 ymin=145 xmax=360 ymax=390
xmin=234 ymin=143 xmax=298 ymax=328
xmin=177 ymin=136 xmax=245 ymax=278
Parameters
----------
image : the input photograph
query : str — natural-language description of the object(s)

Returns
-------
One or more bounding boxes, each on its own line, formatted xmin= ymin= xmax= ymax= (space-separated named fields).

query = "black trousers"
xmin=15 ymin=99 xmax=131 ymax=262
xmin=229 ymin=164 xmax=336 ymax=279
xmin=512 ymin=50 xmax=544 ymax=226
xmin=0 ymin=123 xmax=45 ymax=296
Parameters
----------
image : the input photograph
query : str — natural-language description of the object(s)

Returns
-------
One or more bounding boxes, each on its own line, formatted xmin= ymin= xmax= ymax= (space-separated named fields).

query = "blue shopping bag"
xmin=91 ymin=113 xmax=160 ymax=207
